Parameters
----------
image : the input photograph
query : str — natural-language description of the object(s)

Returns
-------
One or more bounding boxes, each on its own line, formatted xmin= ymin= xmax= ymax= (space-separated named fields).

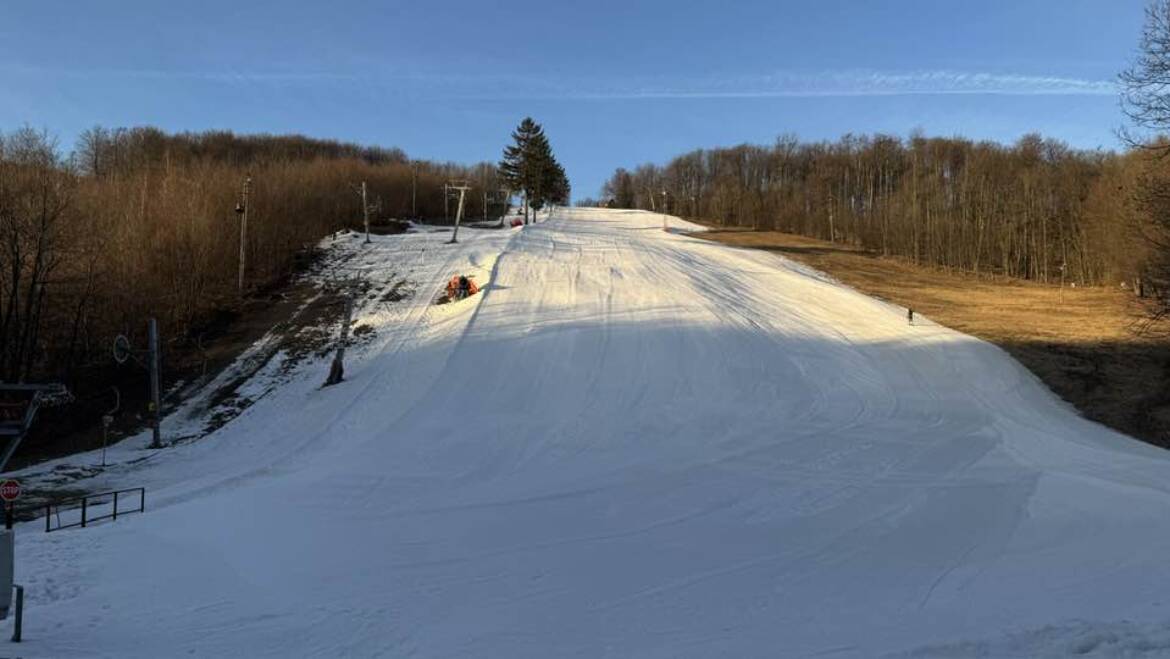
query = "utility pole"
xmin=1059 ymin=261 xmax=1067 ymax=304
xmin=827 ymin=193 xmax=836 ymax=244
xmin=236 ymin=175 xmax=251 ymax=294
xmin=661 ymin=190 xmax=669 ymax=232
xmin=360 ymin=181 xmax=371 ymax=244
xmin=411 ymin=162 xmax=418 ymax=218
xmin=444 ymin=183 xmax=451 ymax=223
xmin=348 ymin=181 xmax=374 ymax=243
xmin=147 ymin=318 xmax=162 ymax=449
xmin=447 ymin=180 xmax=471 ymax=244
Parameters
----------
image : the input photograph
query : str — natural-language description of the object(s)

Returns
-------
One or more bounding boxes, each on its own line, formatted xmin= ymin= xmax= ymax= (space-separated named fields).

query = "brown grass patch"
xmin=696 ymin=227 xmax=1170 ymax=447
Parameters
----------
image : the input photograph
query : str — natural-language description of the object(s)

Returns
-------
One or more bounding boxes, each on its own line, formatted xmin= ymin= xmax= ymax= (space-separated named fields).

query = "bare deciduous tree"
xmin=1121 ymin=0 xmax=1170 ymax=150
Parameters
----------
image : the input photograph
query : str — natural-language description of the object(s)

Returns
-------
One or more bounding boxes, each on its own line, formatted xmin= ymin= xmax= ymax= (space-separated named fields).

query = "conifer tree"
xmin=527 ymin=130 xmax=553 ymax=216
xmin=499 ymin=117 xmax=547 ymax=224
xmin=545 ymin=159 xmax=570 ymax=206
xmin=499 ymin=117 xmax=571 ymax=222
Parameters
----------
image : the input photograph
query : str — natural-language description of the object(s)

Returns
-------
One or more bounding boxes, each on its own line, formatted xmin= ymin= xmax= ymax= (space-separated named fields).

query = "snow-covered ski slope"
xmin=20 ymin=208 xmax=1170 ymax=657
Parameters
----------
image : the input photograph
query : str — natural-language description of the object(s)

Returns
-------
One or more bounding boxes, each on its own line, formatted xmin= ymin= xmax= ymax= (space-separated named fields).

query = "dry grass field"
xmin=695 ymin=227 xmax=1170 ymax=447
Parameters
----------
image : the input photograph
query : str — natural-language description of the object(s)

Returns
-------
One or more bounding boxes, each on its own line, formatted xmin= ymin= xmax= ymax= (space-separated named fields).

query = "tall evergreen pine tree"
xmin=500 ymin=117 xmax=545 ymax=224
xmin=500 ymin=117 xmax=571 ymax=222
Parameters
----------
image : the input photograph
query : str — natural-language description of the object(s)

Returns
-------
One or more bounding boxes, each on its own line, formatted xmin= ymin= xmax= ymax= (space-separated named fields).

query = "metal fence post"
xmin=12 ymin=584 xmax=23 ymax=642
xmin=39 ymin=489 xmax=147 ymax=532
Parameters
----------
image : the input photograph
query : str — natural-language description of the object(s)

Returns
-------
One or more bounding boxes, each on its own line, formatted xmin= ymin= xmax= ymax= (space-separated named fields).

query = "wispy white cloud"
xmin=0 ymin=64 xmax=365 ymax=85
xmin=531 ymin=70 xmax=1118 ymax=100
xmin=1 ymin=64 xmax=1116 ymax=98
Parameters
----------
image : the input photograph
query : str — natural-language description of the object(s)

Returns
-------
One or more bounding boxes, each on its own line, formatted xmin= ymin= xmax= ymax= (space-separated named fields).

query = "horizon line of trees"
xmin=601 ymin=132 xmax=1150 ymax=288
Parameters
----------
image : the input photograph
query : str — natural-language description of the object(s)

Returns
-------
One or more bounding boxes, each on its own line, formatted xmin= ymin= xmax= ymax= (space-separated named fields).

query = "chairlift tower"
xmin=447 ymin=180 xmax=471 ymax=244
xmin=0 ymin=381 xmax=69 ymax=641
xmin=0 ymin=384 xmax=72 ymax=474
xmin=113 ymin=318 xmax=164 ymax=449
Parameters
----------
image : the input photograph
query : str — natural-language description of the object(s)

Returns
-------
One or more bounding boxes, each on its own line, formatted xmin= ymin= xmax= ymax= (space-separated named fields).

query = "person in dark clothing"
xmin=459 ymin=276 xmax=470 ymax=299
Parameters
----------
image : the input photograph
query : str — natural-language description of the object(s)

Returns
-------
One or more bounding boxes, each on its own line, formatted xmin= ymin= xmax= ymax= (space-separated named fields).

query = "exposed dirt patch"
xmin=190 ymin=263 xmax=414 ymax=436
xmin=382 ymin=280 xmax=415 ymax=303
xmin=12 ymin=236 xmax=421 ymax=470
xmin=5 ymin=233 xmax=431 ymax=525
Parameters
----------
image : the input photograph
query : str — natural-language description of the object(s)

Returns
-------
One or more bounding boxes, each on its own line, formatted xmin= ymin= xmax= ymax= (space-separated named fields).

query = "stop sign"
xmin=0 ymin=480 xmax=20 ymax=502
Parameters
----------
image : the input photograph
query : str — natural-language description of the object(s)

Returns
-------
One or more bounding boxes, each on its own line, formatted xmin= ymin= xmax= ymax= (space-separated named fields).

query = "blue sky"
xmin=0 ymin=0 xmax=1148 ymax=199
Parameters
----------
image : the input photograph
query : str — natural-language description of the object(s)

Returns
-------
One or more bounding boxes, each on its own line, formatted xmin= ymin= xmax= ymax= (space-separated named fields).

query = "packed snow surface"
xmin=15 ymin=208 xmax=1170 ymax=657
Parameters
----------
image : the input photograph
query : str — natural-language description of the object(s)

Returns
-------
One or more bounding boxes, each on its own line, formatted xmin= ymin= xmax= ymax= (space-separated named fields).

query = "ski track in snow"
xmin=11 ymin=208 xmax=1170 ymax=658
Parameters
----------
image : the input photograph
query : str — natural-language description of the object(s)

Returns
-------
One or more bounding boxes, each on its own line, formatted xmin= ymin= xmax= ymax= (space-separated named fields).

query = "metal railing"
xmin=44 ymin=488 xmax=145 ymax=533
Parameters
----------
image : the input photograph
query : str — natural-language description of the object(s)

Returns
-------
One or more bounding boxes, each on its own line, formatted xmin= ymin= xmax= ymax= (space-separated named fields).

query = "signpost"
xmin=0 ymin=481 xmax=19 ymax=503
xmin=0 ymin=475 xmax=22 ymax=638
xmin=2 ymin=480 xmax=19 ymax=530
xmin=1 ymin=480 xmax=17 ymax=532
